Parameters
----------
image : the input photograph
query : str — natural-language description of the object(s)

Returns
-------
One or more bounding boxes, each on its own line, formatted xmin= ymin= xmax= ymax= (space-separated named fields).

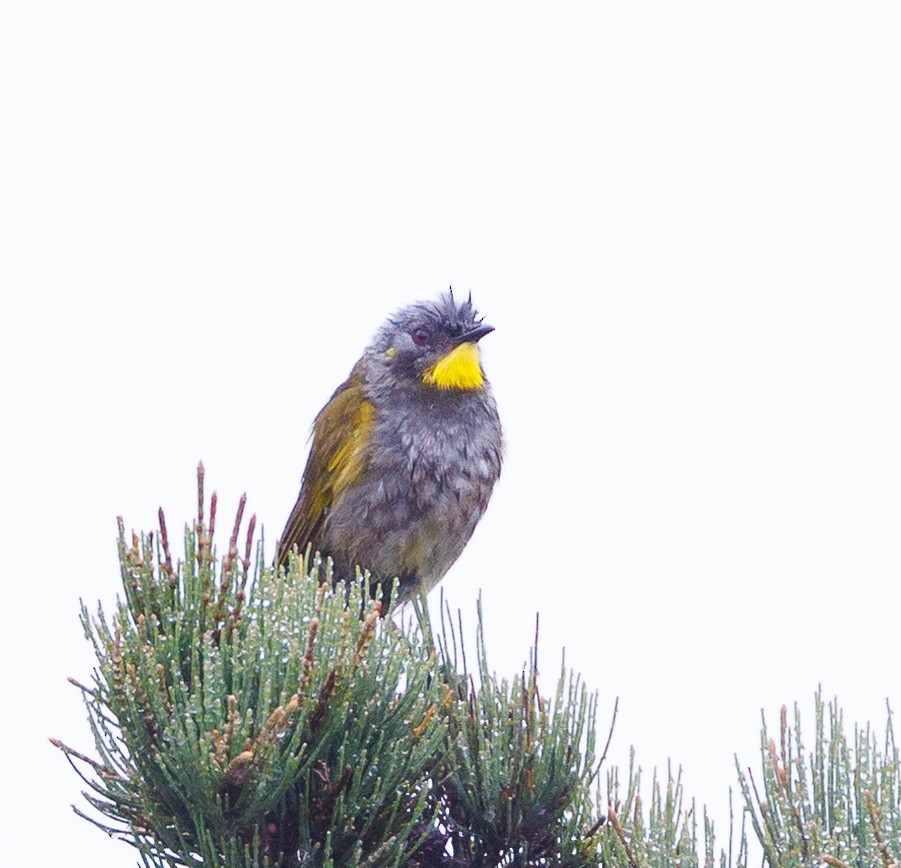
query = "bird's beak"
xmin=455 ymin=324 xmax=494 ymax=345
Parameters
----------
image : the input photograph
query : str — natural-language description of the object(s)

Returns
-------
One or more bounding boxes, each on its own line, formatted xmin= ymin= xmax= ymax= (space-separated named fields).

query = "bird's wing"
xmin=277 ymin=366 xmax=375 ymax=568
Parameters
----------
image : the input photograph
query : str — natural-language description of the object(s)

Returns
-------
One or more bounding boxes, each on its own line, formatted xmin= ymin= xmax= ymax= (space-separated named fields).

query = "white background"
xmin=2 ymin=3 xmax=900 ymax=865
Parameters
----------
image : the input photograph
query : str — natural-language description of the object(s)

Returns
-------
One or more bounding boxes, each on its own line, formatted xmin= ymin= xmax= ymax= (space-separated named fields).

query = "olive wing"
xmin=277 ymin=368 xmax=374 ymax=568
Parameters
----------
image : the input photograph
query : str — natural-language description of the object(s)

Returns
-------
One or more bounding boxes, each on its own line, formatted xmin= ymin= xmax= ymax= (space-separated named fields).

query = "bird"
xmin=277 ymin=291 xmax=503 ymax=611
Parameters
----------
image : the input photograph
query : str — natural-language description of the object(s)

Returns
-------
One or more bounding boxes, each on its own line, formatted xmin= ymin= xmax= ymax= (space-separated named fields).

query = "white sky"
xmin=2 ymin=4 xmax=900 ymax=865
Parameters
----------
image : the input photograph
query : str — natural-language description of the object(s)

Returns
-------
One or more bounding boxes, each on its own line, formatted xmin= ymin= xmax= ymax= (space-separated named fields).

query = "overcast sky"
xmin=3 ymin=4 xmax=900 ymax=866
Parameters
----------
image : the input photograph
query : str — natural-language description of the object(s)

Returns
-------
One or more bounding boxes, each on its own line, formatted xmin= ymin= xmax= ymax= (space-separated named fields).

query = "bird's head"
xmin=368 ymin=290 xmax=494 ymax=392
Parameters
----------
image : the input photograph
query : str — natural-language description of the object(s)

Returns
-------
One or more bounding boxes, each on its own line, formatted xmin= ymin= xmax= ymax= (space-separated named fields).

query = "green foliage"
xmin=433 ymin=607 xmax=604 ymax=865
xmin=737 ymin=690 xmax=901 ymax=868
xmin=60 ymin=482 xmax=446 ymax=866
xmin=57 ymin=469 xmax=901 ymax=867
xmin=600 ymin=757 xmax=708 ymax=867
xmin=54 ymin=468 xmax=613 ymax=866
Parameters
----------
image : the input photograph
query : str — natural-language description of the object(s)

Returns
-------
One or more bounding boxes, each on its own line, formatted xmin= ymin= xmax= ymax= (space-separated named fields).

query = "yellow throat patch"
xmin=422 ymin=342 xmax=484 ymax=390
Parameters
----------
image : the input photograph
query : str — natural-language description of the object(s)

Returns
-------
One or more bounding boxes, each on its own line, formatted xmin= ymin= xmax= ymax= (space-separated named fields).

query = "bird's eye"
xmin=412 ymin=327 xmax=431 ymax=346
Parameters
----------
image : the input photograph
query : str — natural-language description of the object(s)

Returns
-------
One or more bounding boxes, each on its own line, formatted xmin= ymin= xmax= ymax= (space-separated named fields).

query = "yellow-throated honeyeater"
xmin=277 ymin=291 xmax=502 ymax=610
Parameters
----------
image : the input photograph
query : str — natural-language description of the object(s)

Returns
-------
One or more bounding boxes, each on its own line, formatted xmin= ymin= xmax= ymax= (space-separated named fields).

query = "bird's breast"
xmin=378 ymin=396 xmax=500 ymax=500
